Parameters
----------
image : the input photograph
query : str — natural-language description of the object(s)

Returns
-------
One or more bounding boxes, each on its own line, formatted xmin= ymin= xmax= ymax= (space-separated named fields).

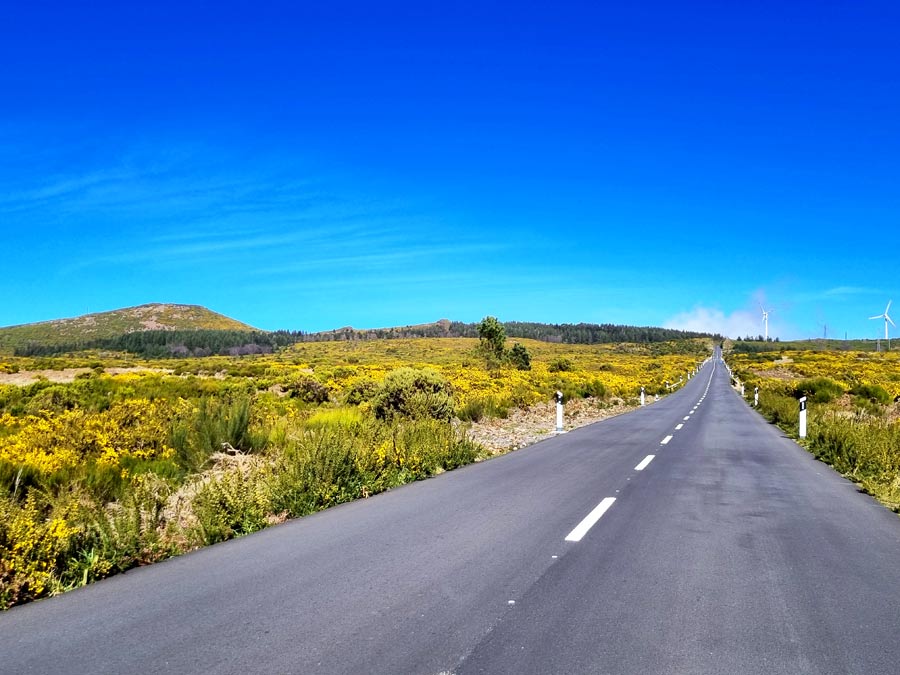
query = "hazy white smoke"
xmin=664 ymin=306 xmax=764 ymax=339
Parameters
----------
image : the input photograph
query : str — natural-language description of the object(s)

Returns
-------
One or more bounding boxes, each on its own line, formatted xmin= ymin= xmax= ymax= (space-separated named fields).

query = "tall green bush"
xmin=372 ymin=368 xmax=454 ymax=421
xmin=793 ymin=378 xmax=844 ymax=404
xmin=507 ymin=343 xmax=531 ymax=371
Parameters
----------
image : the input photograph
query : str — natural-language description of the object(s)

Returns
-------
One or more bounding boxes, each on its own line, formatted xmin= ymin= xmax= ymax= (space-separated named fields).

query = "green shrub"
xmin=372 ymin=368 xmax=454 ymax=421
xmin=807 ymin=416 xmax=900 ymax=481
xmin=344 ymin=377 xmax=379 ymax=405
xmin=793 ymin=377 xmax=844 ymax=404
xmin=761 ymin=391 xmax=799 ymax=428
xmin=457 ymin=396 xmax=509 ymax=422
xmin=284 ymin=376 xmax=330 ymax=404
xmin=548 ymin=358 xmax=573 ymax=373
xmin=270 ymin=426 xmax=371 ymax=516
xmin=23 ymin=386 xmax=80 ymax=415
xmin=192 ymin=468 xmax=272 ymax=544
xmin=850 ymin=383 xmax=891 ymax=405
xmin=393 ymin=418 xmax=482 ymax=474
xmin=305 ymin=407 xmax=364 ymax=431
xmin=507 ymin=343 xmax=531 ymax=371
xmin=579 ymin=378 xmax=608 ymax=399
xmin=176 ymin=395 xmax=267 ymax=471
xmin=457 ymin=399 xmax=485 ymax=423
xmin=509 ymin=383 xmax=541 ymax=408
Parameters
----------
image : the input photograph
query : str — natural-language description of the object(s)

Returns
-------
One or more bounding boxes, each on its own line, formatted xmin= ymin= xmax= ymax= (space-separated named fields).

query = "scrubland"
xmin=0 ymin=337 xmax=708 ymax=608
xmin=728 ymin=349 xmax=900 ymax=511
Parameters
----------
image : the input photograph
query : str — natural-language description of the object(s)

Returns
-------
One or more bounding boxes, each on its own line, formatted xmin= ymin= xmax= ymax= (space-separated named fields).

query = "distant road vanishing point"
xmin=4 ymin=350 xmax=900 ymax=674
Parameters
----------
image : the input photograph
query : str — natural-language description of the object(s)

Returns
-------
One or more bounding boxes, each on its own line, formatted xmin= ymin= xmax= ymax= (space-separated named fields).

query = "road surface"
xmin=4 ymin=352 xmax=900 ymax=674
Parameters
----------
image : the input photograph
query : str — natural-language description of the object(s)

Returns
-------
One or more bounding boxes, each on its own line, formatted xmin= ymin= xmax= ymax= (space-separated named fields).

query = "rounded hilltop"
xmin=0 ymin=303 xmax=257 ymax=354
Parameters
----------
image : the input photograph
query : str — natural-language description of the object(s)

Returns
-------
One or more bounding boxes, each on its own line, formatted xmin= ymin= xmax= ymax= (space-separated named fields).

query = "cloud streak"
xmin=664 ymin=306 xmax=764 ymax=339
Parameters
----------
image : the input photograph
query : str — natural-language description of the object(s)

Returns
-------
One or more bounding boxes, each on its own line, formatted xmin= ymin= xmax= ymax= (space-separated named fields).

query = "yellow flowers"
xmin=730 ymin=349 xmax=900 ymax=399
xmin=287 ymin=338 xmax=707 ymax=406
xmin=0 ymin=399 xmax=175 ymax=474
xmin=1 ymin=495 xmax=75 ymax=604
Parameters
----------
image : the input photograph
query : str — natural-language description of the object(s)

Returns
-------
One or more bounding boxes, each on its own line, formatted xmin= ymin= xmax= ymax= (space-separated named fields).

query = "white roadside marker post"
xmin=799 ymin=396 xmax=808 ymax=438
xmin=555 ymin=390 xmax=564 ymax=433
xmin=640 ymin=386 xmax=645 ymax=407
xmin=754 ymin=386 xmax=759 ymax=407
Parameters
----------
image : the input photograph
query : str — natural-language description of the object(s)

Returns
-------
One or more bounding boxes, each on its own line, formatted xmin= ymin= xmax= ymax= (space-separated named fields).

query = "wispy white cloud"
xmin=822 ymin=286 xmax=879 ymax=298
xmin=0 ymin=169 xmax=138 ymax=211
xmin=247 ymin=242 xmax=505 ymax=277
xmin=664 ymin=306 xmax=764 ymax=339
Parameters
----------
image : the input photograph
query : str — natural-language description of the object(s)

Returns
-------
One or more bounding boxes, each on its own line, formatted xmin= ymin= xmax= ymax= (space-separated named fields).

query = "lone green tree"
xmin=478 ymin=316 xmax=507 ymax=364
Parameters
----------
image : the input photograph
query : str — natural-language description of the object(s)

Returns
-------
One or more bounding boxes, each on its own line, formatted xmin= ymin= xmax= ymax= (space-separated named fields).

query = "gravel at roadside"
xmin=466 ymin=396 xmax=656 ymax=455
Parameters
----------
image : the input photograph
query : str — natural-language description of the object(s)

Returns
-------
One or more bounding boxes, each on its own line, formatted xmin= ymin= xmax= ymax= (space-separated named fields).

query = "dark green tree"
xmin=507 ymin=342 xmax=531 ymax=370
xmin=477 ymin=316 xmax=506 ymax=362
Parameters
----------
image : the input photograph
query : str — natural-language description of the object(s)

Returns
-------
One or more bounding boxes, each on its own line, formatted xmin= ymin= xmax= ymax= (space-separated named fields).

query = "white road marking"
xmin=675 ymin=423 xmax=683 ymax=430
xmin=661 ymin=435 xmax=673 ymax=445
xmin=565 ymin=497 xmax=616 ymax=542
xmin=683 ymin=416 xmax=690 ymax=421
xmin=634 ymin=455 xmax=655 ymax=471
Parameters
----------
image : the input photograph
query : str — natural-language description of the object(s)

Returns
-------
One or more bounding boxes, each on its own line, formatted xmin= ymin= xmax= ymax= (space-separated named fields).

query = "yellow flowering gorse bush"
xmin=0 ymin=399 xmax=175 ymax=474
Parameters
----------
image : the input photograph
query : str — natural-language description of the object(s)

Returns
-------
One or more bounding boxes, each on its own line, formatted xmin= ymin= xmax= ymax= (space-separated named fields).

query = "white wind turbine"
xmin=760 ymin=304 xmax=773 ymax=341
xmin=869 ymin=300 xmax=895 ymax=348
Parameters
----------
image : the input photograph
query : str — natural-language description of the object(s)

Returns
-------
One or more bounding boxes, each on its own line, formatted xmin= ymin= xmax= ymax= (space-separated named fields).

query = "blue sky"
xmin=2 ymin=1 xmax=898 ymax=339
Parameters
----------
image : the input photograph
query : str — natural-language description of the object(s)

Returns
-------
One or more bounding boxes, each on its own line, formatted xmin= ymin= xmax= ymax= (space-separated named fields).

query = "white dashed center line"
xmin=675 ymin=423 xmax=684 ymax=430
xmin=634 ymin=455 xmax=655 ymax=471
xmin=565 ymin=497 xmax=616 ymax=542
xmin=661 ymin=435 xmax=673 ymax=445
xmin=683 ymin=416 xmax=690 ymax=421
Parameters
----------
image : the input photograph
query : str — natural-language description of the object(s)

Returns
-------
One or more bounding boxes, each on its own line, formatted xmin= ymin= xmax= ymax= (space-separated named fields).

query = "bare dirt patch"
xmin=466 ymin=397 xmax=653 ymax=455
xmin=0 ymin=367 xmax=172 ymax=386
xmin=751 ymin=368 xmax=799 ymax=381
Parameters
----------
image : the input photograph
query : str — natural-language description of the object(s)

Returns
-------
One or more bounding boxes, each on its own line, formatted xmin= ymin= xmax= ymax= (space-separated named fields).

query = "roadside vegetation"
xmin=727 ymin=348 xmax=900 ymax=512
xmin=0 ymin=330 xmax=709 ymax=609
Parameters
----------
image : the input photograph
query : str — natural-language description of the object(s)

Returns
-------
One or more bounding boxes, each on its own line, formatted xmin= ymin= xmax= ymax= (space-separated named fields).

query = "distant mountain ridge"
xmin=0 ymin=303 xmax=256 ymax=354
xmin=0 ymin=305 xmax=718 ymax=357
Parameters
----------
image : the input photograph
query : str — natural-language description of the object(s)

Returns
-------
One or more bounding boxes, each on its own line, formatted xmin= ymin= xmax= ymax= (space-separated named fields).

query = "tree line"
xmin=14 ymin=330 xmax=306 ymax=358
xmin=13 ymin=320 xmax=717 ymax=358
xmin=301 ymin=320 xmax=716 ymax=345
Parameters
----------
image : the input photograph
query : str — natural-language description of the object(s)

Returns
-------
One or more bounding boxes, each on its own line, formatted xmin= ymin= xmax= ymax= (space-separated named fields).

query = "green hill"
xmin=727 ymin=337 xmax=887 ymax=354
xmin=0 ymin=304 xmax=256 ymax=354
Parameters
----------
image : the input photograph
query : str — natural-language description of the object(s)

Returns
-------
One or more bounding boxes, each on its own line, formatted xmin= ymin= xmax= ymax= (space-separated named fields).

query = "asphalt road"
xmin=4 ymin=353 xmax=900 ymax=674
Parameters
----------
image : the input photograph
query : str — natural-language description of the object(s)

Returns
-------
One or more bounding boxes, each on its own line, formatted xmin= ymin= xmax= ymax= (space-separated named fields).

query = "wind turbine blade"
xmin=887 ymin=300 xmax=893 ymax=314
xmin=869 ymin=315 xmax=882 ymax=320
xmin=888 ymin=315 xmax=896 ymax=327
